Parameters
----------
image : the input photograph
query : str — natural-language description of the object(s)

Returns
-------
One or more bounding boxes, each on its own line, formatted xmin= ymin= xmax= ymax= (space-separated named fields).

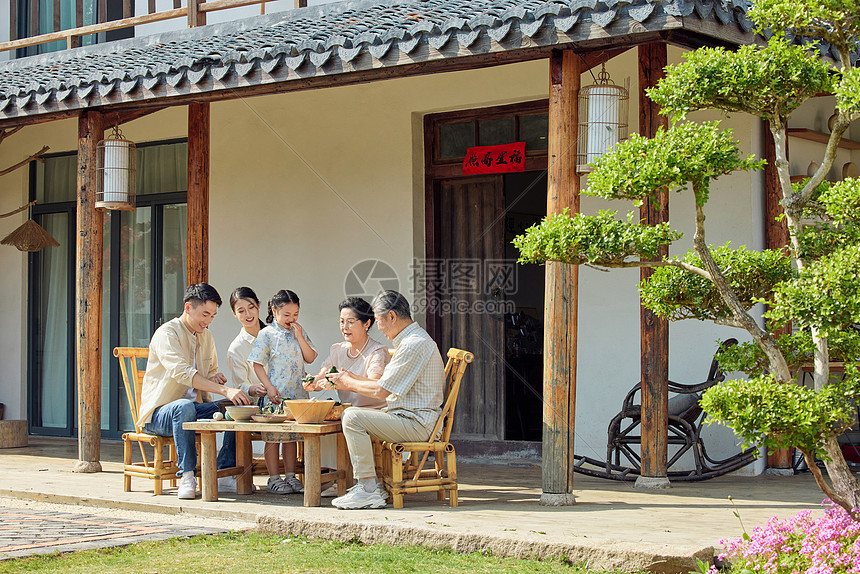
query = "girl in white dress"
xmin=217 ymin=287 xmax=267 ymax=493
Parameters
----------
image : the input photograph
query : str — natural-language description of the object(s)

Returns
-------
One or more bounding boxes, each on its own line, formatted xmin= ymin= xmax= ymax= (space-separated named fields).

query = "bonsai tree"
xmin=514 ymin=0 xmax=860 ymax=518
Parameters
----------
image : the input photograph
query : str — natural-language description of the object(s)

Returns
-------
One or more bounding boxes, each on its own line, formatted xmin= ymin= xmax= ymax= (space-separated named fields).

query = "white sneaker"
xmin=177 ymin=474 xmax=197 ymax=499
xmin=323 ymin=483 xmax=385 ymax=499
xmin=283 ymin=475 xmax=304 ymax=493
xmin=332 ymin=484 xmax=387 ymax=509
xmin=321 ymin=485 xmax=338 ymax=497
xmin=375 ymin=483 xmax=388 ymax=500
xmin=218 ymin=476 xmax=237 ymax=493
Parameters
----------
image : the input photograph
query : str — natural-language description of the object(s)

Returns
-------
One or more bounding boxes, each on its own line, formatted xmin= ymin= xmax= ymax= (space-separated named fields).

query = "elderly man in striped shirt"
xmin=323 ymin=290 xmax=445 ymax=510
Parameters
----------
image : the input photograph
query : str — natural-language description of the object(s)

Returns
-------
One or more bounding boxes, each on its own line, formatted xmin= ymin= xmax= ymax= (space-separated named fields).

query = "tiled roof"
xmin=0 ymin=0 xmax=759 ymax=120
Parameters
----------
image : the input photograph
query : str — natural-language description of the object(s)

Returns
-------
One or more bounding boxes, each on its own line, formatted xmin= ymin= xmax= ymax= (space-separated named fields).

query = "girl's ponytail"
xmin=266 ymin=300 xmax=275 ymax=324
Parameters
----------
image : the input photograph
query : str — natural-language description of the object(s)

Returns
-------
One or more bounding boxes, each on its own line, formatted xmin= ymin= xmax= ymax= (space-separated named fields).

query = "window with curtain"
xmin=29 ymin=140 xmax=187 ymax=438
xmin=15 ymin=0 xmax=131 ymax=57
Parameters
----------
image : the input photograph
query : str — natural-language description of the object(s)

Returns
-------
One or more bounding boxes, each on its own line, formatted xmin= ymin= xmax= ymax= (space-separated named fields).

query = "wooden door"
xmin=437 ymin=177 xmax=506 ymax=440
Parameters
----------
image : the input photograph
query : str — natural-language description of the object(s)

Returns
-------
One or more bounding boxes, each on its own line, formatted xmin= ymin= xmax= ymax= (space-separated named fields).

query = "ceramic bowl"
xmin=224 ymin=405 xmax=260 ymax=421
xmin=325 ymin=403 xmax=352 ymax=420
xmin=283 ymin=399 xmax=335 ymax=424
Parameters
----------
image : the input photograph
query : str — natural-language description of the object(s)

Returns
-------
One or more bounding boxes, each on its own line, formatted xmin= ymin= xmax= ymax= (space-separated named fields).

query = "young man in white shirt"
xmin=137 ymin=283 xmax=251 ymax=499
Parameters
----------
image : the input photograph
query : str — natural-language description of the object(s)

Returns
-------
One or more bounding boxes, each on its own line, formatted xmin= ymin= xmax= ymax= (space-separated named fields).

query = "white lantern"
xmin=577 ymin=64 xmax=629 ymax=173
xmin=96 ymin=124 xmax=136 ymax=211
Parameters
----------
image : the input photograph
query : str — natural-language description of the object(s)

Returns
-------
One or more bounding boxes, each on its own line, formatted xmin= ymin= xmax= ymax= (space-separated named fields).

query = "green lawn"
xmin=1 ymin=531 xmax=608 ymax=573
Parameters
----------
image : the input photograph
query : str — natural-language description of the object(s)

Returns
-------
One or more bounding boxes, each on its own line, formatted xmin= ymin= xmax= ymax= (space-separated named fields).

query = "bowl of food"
xmin=283 ymin=399 xmax=335 ymax=424
xmin=224 ymin=405 xmax=260 ymax=421
xmin=251 ymin=414 xmax=289 ymax=424
xmin=325 ymin=402 xmax=352 ymax=420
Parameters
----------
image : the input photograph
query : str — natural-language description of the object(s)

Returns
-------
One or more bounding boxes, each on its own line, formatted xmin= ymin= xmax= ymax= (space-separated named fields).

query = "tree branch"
xmin=712 ymin=317 xmax=746 ymax=329
xmin=594 ymin=259 xmax=712 ymax=280
xmin=802 ymin=449 xmax=860 ymax=521
xmin=0 ymin=126 xmax=23 ymax=146
xmin=0 ymin=200 xmax=36 ymax=219
xmin=0 ymin=146 xmax=49 ymax=178
xmin=692 ymin=197 xmax=792 ymax=381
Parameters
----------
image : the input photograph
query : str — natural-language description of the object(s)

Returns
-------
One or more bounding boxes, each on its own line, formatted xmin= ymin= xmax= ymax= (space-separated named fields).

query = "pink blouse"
xmin=320 ymin=338 xmax=391 ymax=408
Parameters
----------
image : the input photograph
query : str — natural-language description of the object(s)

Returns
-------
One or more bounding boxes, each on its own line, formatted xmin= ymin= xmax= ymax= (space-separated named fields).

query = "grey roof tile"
xmin=0 ymin=0 xmax=761 ymax=120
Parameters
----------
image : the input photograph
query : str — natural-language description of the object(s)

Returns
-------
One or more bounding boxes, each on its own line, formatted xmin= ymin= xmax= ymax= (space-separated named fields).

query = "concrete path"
xmin=0 ymin=437 xmax=835 ymax=572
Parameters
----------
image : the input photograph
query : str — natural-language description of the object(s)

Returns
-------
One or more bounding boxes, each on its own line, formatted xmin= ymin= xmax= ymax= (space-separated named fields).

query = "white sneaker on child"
xmin=283 ymin=475 xmax=304 ymax=493
xmin=267 ymin=476 xmax=292 ymax=494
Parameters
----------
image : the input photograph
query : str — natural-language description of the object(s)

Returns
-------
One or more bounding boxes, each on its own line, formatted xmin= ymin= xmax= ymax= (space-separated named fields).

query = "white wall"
xmin=0 ymin=118 xmax=79 ymax=421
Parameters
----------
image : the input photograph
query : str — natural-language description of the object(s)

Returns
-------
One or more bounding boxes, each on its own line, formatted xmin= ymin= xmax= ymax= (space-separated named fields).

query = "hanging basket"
xmin=576 ymin=64 xmax=629 ymax=173
xmin=96 ymin=124 xmax=136 ymax=211
xmin=1 ymin=219 xmax=60 ymax=252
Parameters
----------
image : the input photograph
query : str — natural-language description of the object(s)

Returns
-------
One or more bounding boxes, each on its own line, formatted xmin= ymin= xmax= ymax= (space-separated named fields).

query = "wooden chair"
xmin=115 ymin=346 xmax=182 ymax=494
xmin=375 ymin=347 xmax=473 ymax=508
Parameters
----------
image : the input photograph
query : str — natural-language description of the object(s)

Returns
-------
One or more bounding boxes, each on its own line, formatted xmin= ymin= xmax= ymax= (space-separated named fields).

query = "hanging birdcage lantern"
xmin=96 ymin=124 xmax=136 ymax=211
xmin=577 ymin=63 xmax=629 ymax=173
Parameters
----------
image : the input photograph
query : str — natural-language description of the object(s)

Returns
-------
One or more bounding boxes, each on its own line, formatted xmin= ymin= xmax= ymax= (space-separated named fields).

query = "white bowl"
xmin=224 ymin=405 xmax=260 ymax=421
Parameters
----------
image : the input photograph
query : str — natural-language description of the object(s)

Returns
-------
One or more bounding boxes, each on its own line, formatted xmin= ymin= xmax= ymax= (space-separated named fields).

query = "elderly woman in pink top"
xmin=308 ymin=297 xmax=391 ymax=408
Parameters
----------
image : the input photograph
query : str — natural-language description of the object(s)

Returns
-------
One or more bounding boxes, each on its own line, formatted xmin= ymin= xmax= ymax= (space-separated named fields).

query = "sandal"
xmin=267 ymin=476 xmax=293 ymax=494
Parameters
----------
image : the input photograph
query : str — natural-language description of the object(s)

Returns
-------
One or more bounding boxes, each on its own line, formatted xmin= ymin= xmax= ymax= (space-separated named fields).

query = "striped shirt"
xmin=378 ymin=322 xmax=445 ymax=431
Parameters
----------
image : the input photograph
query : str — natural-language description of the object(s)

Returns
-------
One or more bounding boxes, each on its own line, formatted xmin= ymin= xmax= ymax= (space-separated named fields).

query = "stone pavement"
xmin=0 ymin=437 xmax=838 ymax=572
xmin=0 ymin=505 xmax=228 ymax=560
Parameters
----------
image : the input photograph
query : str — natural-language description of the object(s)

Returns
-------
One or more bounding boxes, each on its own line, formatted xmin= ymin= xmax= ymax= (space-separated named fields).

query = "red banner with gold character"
xmin=463 ymin=142 xmax=526 ymax=175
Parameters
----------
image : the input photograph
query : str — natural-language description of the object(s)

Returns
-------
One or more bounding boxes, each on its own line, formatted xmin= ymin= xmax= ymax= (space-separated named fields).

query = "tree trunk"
xmin=820 ymin=437 xmax=860 ymax=513
xmin=691 ymin=202 xmax=792 ymax=381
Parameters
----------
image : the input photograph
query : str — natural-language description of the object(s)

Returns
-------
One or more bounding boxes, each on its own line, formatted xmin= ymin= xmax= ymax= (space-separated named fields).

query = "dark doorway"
xmin=502 ymin=171 xmax=547 ymax=441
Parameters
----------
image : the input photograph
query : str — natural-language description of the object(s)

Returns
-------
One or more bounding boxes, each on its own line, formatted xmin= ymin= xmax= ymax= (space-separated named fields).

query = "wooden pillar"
xmin=74 ymin=110 xmax=105 ymax=474
xmin=187 ymin=102 xmax=209 ymax=284
xmin=541 ymin=49 xmax=580 ymax=506
xmin=188 ymin=0 xmax=206 ymax=27
xmin=636 ymin=42 xmax=670 ymax=488
xmin=763 ymin=123 xmax=794 ymax=471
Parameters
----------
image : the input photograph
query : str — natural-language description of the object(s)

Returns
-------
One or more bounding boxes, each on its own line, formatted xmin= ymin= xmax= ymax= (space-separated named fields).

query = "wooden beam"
xmin=0 ymin=8 xmax=187 ymax=51
xmin=541 ymin=49 xmax=579 ymax=505
xmin=637 ymin=42 xmax=670 ymax=486
xmin=578 ymin=47 xmax=631 ymax=74
xmin=188 ymin=0 xmax=205 ymax=27
xmin=74 ymin=110 xmax=105 ymax=474
xmin=29 ymin=0 xmax=39 ymax=40
xmin=53 ymin=0 xmax=61 ymax=33
xmin=10 ymin=0 xmax=18 ymax=41
xmin=187 ymin=102 xmax=209 ymax=284
xmin=116 ymin=106 xmax=167 ymax=126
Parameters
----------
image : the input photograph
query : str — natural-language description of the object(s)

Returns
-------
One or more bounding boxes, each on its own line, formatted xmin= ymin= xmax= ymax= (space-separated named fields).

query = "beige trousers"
xmin=341 ymin=407 xmax=429 ymax=479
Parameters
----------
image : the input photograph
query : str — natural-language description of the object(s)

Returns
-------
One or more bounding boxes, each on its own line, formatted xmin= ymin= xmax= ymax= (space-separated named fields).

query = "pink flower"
xmin=719 ymin=501 xmax=859 ymax=574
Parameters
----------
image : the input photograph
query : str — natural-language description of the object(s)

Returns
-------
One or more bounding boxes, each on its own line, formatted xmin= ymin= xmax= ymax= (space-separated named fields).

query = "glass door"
xmin=28 ymin=141 xmax=188 ymax=438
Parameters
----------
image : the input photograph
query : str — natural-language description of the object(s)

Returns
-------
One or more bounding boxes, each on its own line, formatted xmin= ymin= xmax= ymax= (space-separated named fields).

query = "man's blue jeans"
xmin=143 ymin=399 xmax=235 ymax=475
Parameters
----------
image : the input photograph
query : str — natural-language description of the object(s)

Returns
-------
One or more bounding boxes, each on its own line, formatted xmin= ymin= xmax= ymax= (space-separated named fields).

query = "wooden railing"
xmin=2 ymin=0 xmax=308 ymax=54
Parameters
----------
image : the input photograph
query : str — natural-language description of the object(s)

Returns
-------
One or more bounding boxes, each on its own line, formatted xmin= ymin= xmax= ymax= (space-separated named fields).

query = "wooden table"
xmin=183 ymin=420 xmax=353 ymax=506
